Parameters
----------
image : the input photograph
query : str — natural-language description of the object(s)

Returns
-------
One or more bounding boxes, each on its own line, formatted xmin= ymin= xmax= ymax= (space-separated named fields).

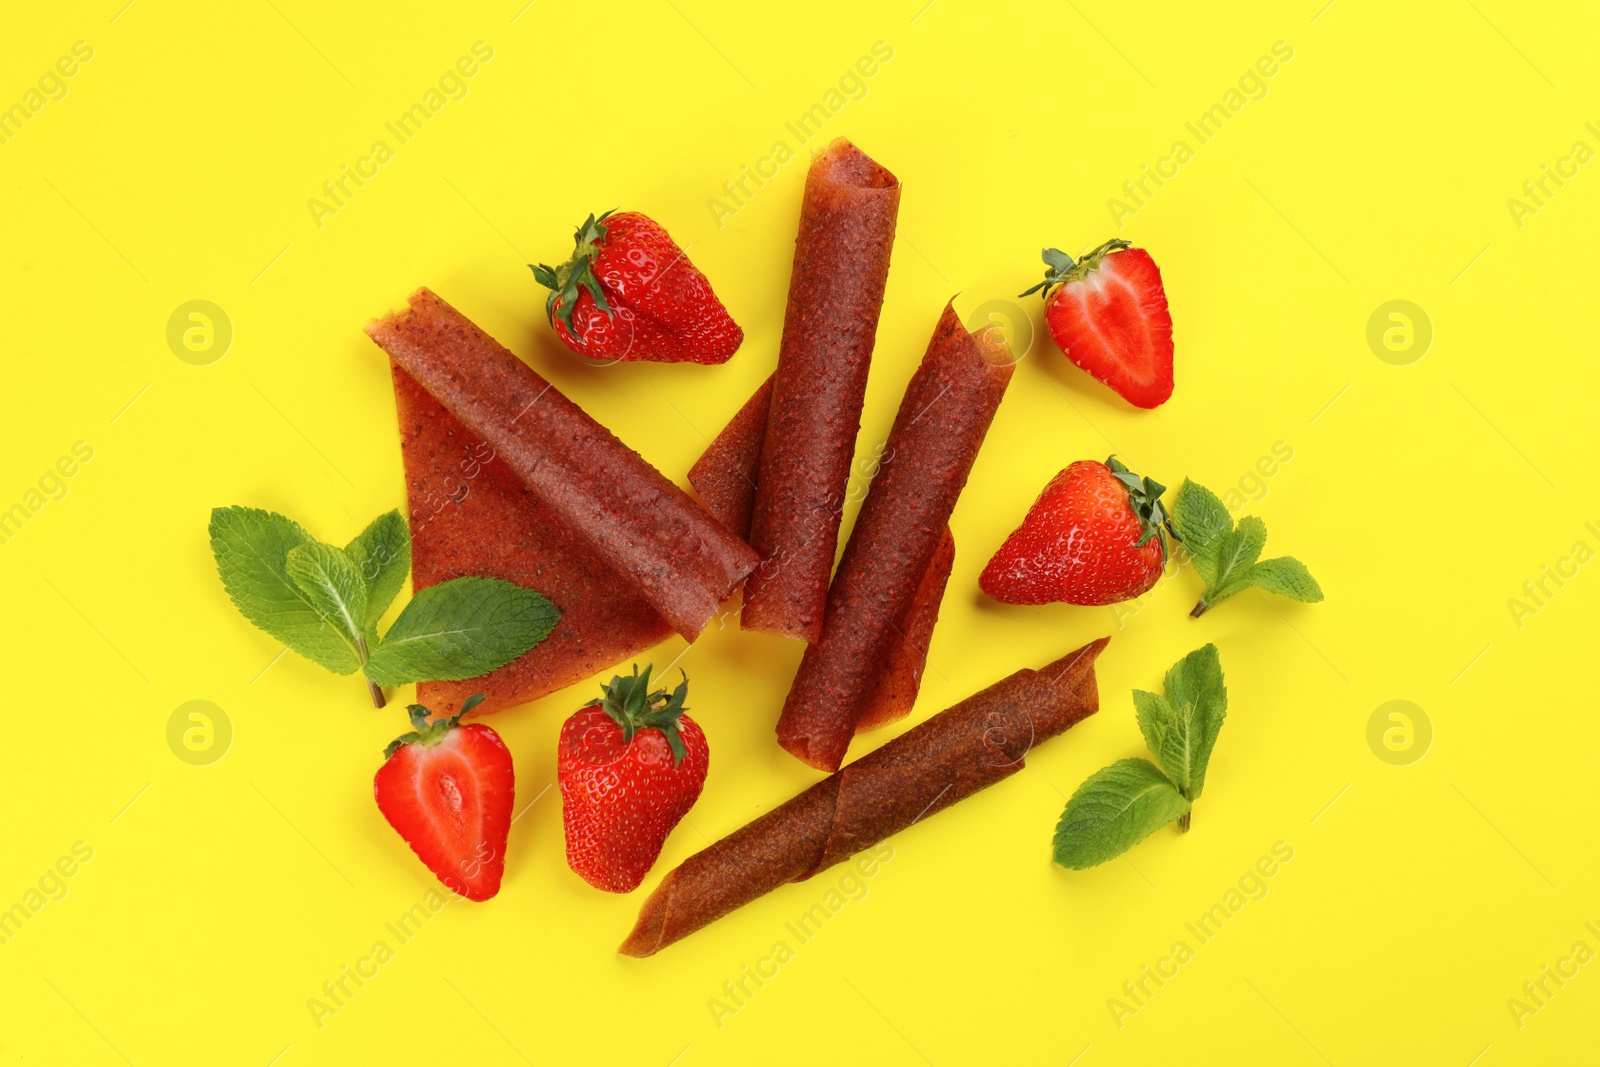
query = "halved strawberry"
xmin=1023 ymin=239 xmax=1174 ymax=408
xmin=374 ymin=694 xmax=513 ymax=901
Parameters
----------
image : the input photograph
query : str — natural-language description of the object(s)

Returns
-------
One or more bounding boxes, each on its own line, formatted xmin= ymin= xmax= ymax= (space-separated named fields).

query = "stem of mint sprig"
xmin=357 ymin=636 xmax=385 ymax=708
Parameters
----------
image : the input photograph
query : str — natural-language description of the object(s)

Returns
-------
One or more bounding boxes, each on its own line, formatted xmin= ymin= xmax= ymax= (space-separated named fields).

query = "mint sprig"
xmin=1168 ymin=479 xmax=1323 ymax=617
xmin=210 ymin=506 xmax=559 ymax=707
xmin=1053 ymin=644 xmax=1228 ymax=869
xmin=1133 ymin=644 xmax=1227 ymax=832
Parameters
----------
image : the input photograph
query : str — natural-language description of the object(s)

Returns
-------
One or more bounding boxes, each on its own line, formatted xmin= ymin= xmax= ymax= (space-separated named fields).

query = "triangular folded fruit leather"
xmin=392 ymin=364 xmax=674 ymax=716
xmin=688 ymin=374 xmax=952 ymax=732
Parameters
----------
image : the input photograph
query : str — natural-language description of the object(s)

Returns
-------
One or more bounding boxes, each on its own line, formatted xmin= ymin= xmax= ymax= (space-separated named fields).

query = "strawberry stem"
xmin=381 ymin=693 xmax=486 ymax=758
xmin=530 ymin=210 xmax=617 ymax=334
xmin=588 ymin=664 xmax=692 ymax=767
xmin=1105 ymin=455 xmax=1170 ymax=562
xmin=1020 ymin=238 xmax=1132 ymax=298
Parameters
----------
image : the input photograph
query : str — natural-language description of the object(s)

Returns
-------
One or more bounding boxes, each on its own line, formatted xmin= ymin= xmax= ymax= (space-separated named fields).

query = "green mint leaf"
xmin=345 ymin=510 xmax=411 ymax=627
xmin=1132 ymin=689 xmax=1182 ymax=794
xmin=284 ymin=542 xmax=368 ymax=664
xmin=1138 ymin=644 xmax=1228 ymax=803
xmin=1209 ymin=515 xmax=1269 ymax=601
xmin=364 ymin=577 xmax=560 ymax=687
xmin=1170 ymin=479 xmax=1231 ymax=586
xmin=209 ymin=506 xmax=362 ymax=674
xmin=1173 ymin=480 xmax=1321 ymax=615
xmin=1052 ymin=758 xmax=1190 ymax=870
xmin=1246 ymin=556 xmax=1324 ymax=603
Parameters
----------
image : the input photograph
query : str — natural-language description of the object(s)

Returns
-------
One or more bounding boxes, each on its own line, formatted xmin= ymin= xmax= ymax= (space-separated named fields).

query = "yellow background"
xmin=3 ymin=1 xmax=1596 ymax=1063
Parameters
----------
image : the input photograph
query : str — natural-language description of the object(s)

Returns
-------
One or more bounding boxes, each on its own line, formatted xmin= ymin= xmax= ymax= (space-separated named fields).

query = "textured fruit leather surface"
xmin=619 ymin=638 xmax=1106 ymax=957
xmin=687 ymin=373 xmax=774 ymax=535
xmin=367 ymin=287 xmax=760 ymax=641
xmin=741 ymin=139 xmax=902 ymax=643
xmin=392 ymin=365 xmax=674 ymax=716
xmin=777 ymin=303 xmax=1016 ymax=771
xmin=855 ymin=527 xmax=956 ymax=733
xmin=688 ymin=372 xmax=952 ymax=736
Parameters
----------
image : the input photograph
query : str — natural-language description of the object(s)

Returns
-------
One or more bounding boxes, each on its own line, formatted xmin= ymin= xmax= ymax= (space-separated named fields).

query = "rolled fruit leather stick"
xmin=687 ymin=375 xmax=955 ymax=734
xmin=742 ymin=138 xmax=901 ymax=643
xmin=777 ymin=304 xmax=1016 ymax=771
xmin=619 ymin=638 xmax=1108 ymax=957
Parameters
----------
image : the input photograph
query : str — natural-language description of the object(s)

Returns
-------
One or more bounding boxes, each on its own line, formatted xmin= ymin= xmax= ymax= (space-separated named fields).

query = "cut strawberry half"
xmin=373 ymin=694 xmax=514 ymax=902
xmin=1023 ymin=239 xmax=1174 ymax=409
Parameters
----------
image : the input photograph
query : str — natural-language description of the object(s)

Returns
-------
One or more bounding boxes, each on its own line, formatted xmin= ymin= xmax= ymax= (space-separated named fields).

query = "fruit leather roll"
xmin=368 ymin=288 xmax=761 ymax=640
xmin=619 ymin=638 xmax=1106 ymax=957
xmin=742 ymin=138 xmax=900 ymax=643
xmin=777 ymin=304 xmax=1015 ymax=770
xmin=689 ymin=373 xmax=953 ymax=733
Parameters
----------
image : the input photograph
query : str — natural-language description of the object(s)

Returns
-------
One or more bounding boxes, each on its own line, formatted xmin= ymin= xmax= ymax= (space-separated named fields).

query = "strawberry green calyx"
xmin=530 ymin=209 xmax=618 ymax=333
xmin=1020 ymin=238 xmax=1133 ymax=298
xmin=588 ymin=664 xmax=692 ymax=767
xmin=1105 ymin=455 xmax=1169 ymax=559
xmin=382 ymin=693 xmax=486 ymax=758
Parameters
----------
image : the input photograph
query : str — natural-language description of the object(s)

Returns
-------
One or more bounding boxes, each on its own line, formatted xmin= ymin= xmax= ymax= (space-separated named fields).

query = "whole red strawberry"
xmin=558 ymin=665 xmax=708 ymax=893
xmin=374 ymin=694 xmax=513 ymax=902
xmin=531 ymin=211 xmax=743 ymax=364
xmin=1023 ymin=239 xmax=1173 ymax=408
xmin=981 ymin=457 xmax=1169 ymax=606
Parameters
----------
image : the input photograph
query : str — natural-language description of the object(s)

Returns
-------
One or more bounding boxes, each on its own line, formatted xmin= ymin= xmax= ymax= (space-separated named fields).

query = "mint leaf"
xmin=1209 ymin=515 xmax=1268 ymax=601
xmin=213 ymin=505 xmax=560 ymax=705
xmin=284 ymin=542 xmax=367 ymax=664
xmin=364 ymin=577 xmax=559 ymax=687
xmin=209 ymin=506 xmax=361 ymax=674
xmin=345 ymin=510 xmax=410 ymax=627
xmin=1136 ymin=645 xmax=1227 ymax=830
xmin=1170 ymin=479 xmax=1322 ymax=616
xmin=1247 ymin=556 xmax=1323 ymax=602
xmin=1052 ymin=758 xmax=1190 ymax=870
xmin=1170 ymin=479 xmax=1230 ymax=585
